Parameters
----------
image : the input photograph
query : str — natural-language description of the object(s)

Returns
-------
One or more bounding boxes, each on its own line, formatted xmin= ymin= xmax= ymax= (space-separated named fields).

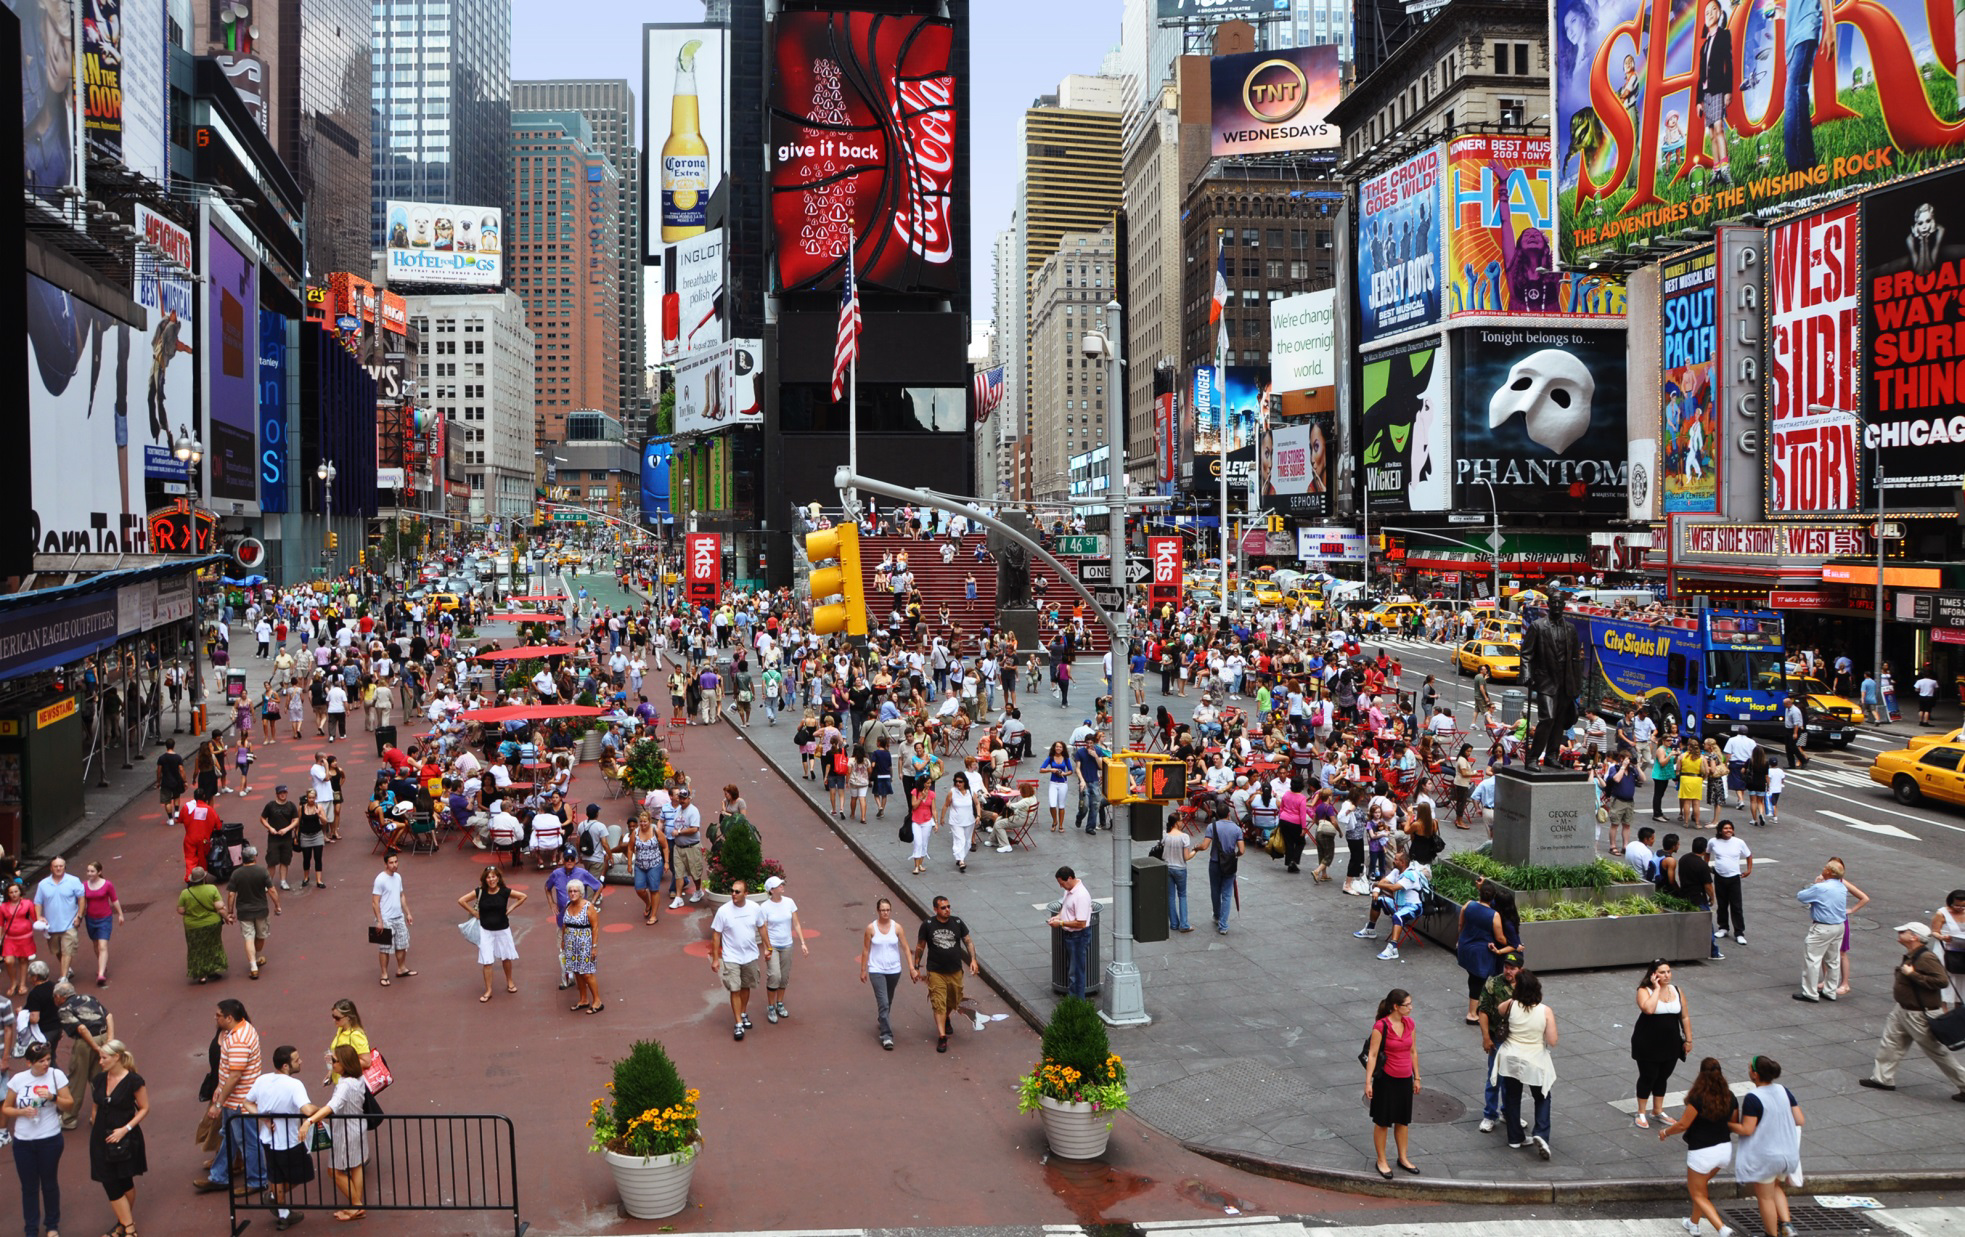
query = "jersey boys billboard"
xmin=769 ymin=11 xmax=958 ymax=294
xmin=1555 ymin=0 xmax=1965 ymax=261
xmin=1862 ymin=168 xmax=1965 ymax=512
xmin=1356 ymin=146 xmax=1442 ymax=345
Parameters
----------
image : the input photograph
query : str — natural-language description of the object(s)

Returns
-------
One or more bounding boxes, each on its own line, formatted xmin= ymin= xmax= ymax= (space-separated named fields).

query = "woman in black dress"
xmin=90 ymin=1037 xmax=149 ymax=1237
xmin=1629 ymin=960 xmax=1693 ymax=1129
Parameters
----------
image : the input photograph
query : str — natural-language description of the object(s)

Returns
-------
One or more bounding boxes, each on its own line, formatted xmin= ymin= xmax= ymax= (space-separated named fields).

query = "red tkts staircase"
xmin=853 ymin=534 xmax=1109 ymax=656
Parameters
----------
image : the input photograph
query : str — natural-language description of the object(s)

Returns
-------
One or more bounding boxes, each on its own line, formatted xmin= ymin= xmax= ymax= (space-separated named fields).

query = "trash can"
xmin=1500 ymin=687 xmax=1527 ymax=717
xmin=225 ymin=668 xmax=248 ymax=703
xmin=374 ymin=724 xmax=398 ymax=758
xmin=1049 ymin=899 xmax=1101 ymax=995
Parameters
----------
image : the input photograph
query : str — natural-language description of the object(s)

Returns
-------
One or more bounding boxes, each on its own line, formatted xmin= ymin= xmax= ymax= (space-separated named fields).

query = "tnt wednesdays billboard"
xmin=1769 ymin=204 xmax=1861 ymax=516
xmin=1208 ymin=45 xmax=1339 ymax=157
xmin=1862 ymin=167 xmax=1965 ymax=512
xmin=685 ymin=533 xmax=722 ymax=604
xmin=1555 ymin=0 xmax=1965 ymax=261
xmin=769 ymin=11 xmax=958 ymax=294
xmin=1356 ymin=147 xmax=1442 ymax=346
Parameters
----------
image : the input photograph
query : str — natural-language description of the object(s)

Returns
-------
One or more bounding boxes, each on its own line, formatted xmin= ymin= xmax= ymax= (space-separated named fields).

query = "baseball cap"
xmin=676 ymin=786 xmax=691 ymax=797
xmin=560 ymin=846 xmax=579 ymax=860
xmin=1500 ymin=951 xmax=1524 ymax=966
xmin=763 ymin=876 xmax=785 ymax=891
xmin=275 ymin=784 xmax=290 ymax=794
xmin=1894 ymin=922 xmax=1934 ymax=940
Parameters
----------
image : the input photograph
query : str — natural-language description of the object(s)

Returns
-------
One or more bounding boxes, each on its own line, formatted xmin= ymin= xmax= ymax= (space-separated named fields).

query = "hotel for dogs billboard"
xmin=1554 ymin=0 xmax=1965 ymax=261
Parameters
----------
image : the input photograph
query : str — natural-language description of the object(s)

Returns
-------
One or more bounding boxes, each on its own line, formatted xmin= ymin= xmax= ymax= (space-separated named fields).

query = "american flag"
xmin=972 ymin=365 xmax=1005 ymax=424
xmin=832 ymin=243 xmax=861 ymax=402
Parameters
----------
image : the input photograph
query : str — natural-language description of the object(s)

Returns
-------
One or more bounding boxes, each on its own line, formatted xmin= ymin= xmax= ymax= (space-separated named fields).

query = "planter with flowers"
xmin=703 ymin=814 xmax=785 ymax=903
xmin=589 ymin=1038 xmax=703 ymax=1219
xmin=1015 ymin=996 xmax=1129 ymax=1160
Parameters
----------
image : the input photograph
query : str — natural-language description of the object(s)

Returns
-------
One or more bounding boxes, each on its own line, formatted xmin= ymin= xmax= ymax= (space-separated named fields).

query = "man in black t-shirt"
xmin=225 ymin=846 xmax=277 ymax=978
xmin=913 ymin=897 xmax=979 ymax=1053
xmin=1677 ymin=838 xmax=1722 ymax=960
xmin=155 ymin=739 xmax=186 ymax=822
xmin=260 ymin=786 xmax=301 ymax=892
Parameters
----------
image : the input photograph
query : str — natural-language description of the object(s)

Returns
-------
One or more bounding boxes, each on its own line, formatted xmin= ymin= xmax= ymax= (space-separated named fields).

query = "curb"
xmin=723 ymin=717 xmax=1056 ymax=1039
xmin=1186 ymin=1140 xmax=1965 ymax=1204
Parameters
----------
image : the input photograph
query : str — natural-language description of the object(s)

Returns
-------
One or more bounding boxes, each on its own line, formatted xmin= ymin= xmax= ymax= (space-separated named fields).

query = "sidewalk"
xmin=697 ymin=629 xmax=1965 ymax=1203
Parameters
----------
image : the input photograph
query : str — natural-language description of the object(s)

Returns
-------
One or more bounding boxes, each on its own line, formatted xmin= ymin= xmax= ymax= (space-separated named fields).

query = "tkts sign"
xmin=685 ymin=533 xmax=722 ymax=605
xmin=1148 ymin=536 xmax=1183 ymax=607
xmin=769 ymin=11 xmax=958 ymax=293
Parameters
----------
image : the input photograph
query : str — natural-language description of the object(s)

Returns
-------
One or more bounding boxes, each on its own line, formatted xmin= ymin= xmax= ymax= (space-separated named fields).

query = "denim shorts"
xmin=86 ymin=914 xmax=113 ymax=941
xmin=633 ymin=863 xmax=665 ymax=893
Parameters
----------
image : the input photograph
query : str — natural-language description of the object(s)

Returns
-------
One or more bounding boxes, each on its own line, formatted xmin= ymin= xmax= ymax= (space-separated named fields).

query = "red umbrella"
xmin=471 ymin=645 xmax=578 ymax=661
xmin=486 ymin=613 xmax=562 ymax=624
xmin=506 ymin=595 xmax=570 ymax=603
xmin=458 ymin=704 xmax=607 ymax=723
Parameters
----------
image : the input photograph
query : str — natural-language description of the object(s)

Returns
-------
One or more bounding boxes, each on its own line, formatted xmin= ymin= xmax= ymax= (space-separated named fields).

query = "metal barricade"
xmin=223 ymin=1111 xmax=527 ymax=1236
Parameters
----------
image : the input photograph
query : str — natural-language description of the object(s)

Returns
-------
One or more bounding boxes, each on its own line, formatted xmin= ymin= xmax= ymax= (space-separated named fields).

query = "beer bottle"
xmin=660 ymin=39 xmax=711 ymax=242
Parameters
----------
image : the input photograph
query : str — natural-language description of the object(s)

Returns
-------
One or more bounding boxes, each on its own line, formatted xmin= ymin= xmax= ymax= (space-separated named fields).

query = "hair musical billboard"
xmin=1445 ymin=134 xmax=1628 ymax=319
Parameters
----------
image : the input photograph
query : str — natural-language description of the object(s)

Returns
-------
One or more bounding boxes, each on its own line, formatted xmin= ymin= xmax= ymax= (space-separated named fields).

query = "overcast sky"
xmin=511 ymin=0 xmax=1125 ymax=321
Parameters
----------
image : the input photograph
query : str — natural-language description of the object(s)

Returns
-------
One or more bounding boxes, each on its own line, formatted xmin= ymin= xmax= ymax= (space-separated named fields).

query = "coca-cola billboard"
xmin=769 ymin=11 xmax=958 ymax=294
xmin=685 ymin=533 xmax=722 ymax=605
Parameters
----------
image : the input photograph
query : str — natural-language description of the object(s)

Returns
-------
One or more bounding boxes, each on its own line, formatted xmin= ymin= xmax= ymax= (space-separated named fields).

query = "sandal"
xmin=506 ymin=984 xmax=518 ymax=993
xmin=588 ymin=1003 xmax=604 ymax=1014
xmin=395 ymin=969 xmax=418 ymax=977
xmin=379 ymin=978 xmax=390 ymax=986
xmin=479 ymin=993 xmax=491 ymax=1002
xmin=570 ymin=1002 xmax=591 ymax=1012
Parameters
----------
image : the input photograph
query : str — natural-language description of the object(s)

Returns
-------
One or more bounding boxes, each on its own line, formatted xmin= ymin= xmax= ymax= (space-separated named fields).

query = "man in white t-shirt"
xmin=1722 ymin=732 xmax=1758 ymax=809
xmin=309 ymin=756 xmax=336 ymax=826
xmin=370 ymin=852 xmax=414 ymax=983
xmin=324 ymin=681 xmax=348 ymax=740
xmin=1915 ymin=673 xmax=1940 ymax=726
xmin=242 ymin=1045 xmax=314 ymax=1225
xmin=757 ymin=876 xmax=808 ymax=1023
xmin=1707 ymin=820 xmax=1754 ymax=945
xmin=708 ymin=881 xmax=769 ymax=1041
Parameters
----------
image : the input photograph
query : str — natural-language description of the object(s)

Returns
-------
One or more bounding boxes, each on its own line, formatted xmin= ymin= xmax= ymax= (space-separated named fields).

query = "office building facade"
xmin=406 ymin=292 xmax=536 ymax=519
xmin=371 ymin=0 xmax=513 ymax=247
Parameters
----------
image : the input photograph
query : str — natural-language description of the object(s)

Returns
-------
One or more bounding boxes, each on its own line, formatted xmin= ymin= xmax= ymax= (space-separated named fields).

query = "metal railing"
xmin=221 ymin=1111 xmax=526 ymax=1236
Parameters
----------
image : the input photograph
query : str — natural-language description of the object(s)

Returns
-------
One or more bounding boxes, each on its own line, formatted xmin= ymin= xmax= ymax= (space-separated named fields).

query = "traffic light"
xmin=1267 ymin=514 xmax=1284 ymax=534
xmin=805 ymin=522 xmax=867 ymax=637
xmin=327 ymin=531 xmax=339 ymax=552
xmin=1106 ymin=753 xmax=1188 ymax=804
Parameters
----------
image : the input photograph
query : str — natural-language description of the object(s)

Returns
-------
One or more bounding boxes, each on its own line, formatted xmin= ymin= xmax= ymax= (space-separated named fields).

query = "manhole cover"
xmin=1410 ymin=1090 xmax=1465 ymax=1124
xmin=1721 ymin=1205 xmax=1875 ymax=1234
xmin=1848 ymin=915 xmax=1881 ymax=931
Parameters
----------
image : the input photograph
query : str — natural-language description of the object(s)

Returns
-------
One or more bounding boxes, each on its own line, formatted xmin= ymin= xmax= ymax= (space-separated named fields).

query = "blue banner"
xmin=641 ymin=441 xmax=672 ymax=525
xmin=258 ymin=310 xmax=289 ymax=513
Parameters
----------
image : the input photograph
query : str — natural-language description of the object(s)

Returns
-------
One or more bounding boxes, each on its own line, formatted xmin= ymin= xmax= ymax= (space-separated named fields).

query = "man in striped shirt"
xmin=195 ymin=999 xmax=266 ymax=1195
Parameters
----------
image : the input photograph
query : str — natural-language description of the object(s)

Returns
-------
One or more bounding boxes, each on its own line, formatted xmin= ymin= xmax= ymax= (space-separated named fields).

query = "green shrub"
xmin=590 ymin=1039 xmax=699 ymax=1159
xmin=613 ymin=1038 xmax=685 ymax=1122
xmin=620 ymin=738 xmax=670 ymax=791
xmin=1449 ymin=852 xmax=1640 ymax=890
xmin=708 ymin=815 xmax=764 ymax=893
xmin=1041 ymin=996 xmax=1111 ymax=1081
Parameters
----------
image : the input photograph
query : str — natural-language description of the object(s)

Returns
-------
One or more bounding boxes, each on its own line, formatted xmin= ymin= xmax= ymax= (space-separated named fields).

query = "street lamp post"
xmin=1086 ymin=299 xmax=1148 ymax=1027
xmin=174 ymin=427 xmax=205 ymax=731
xmin=318 ymin=460 xmax=338 ymax=575
xmin=1479 ymin=477 xmax=1501 ymax=601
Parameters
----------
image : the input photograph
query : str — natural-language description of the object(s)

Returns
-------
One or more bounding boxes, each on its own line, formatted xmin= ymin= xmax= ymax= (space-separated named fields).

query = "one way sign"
xmin=1124 ymin=558 xmax=1151 ymax=585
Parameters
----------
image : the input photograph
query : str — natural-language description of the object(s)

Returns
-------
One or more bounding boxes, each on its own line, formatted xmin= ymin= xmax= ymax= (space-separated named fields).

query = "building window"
xmin=1500 ymin=97 xmax=1527 ymax=126
xmin=1515 ymin=43 xmax=1532 ymax=74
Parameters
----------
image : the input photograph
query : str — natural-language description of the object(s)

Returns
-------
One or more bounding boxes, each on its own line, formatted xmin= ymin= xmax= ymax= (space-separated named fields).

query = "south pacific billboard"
xmin=1445 ymin=134 xmax=1628 ymax=318
xmin=1357 ymin=146 xmax=1442 ymax=345
xmin=1862 ymin=166 xmax=1965 ymax=511
xmin=1556 ymin=0 xmax=1965 ymax=261
xmin=1659 ymin=247 xmax=1719 ymax=514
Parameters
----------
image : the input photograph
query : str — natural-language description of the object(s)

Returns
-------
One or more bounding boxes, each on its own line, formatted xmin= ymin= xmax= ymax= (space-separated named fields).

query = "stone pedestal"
xmin=999 ymin=607 xmax=1042 ymax=656
xmin=1491 ymin=766 xmax=1599 ymax=869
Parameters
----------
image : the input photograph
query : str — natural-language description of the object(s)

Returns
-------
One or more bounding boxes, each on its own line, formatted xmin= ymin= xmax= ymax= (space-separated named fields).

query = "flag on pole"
xmin=1211 ymin=238 xmax=1230 ymax=370
xmin=971 ymin=365 xmax=1005 ymax=424
xmin=832 ymin=242 xmax=861 ymax=402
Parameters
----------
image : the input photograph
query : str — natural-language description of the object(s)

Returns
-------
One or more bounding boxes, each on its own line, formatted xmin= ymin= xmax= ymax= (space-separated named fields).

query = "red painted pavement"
xmin=51 ymin=720 xmax=1411 ymax=1235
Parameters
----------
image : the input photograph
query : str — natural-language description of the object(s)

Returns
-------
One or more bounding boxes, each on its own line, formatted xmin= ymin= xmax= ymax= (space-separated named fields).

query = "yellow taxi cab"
xmin=1454 ymin=640 xmax=1523 ymax=681
xmin=1284 ymin=587 xmax=1326 ymax=612
xmin=1367 ymin=600 xmax=1426 ymax=629
xmin=426 ymin=591 xmax=464 ymax=613
xmin=1251 ymin=580 xmax=1285 ymax=607
xmin=1479 ymin=615 xmax=1525 ymax=642
xmin=1906 ymin=726 xmax=1965 ymax=753
xmin=1870 ymin=741 xmax=1965 ymax=806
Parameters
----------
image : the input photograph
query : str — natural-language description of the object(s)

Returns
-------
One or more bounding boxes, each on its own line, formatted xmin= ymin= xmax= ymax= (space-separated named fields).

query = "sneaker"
xmin=689 ymin=892 xmax=703 ymax=904
xmin=766 ymin=1004 xmax=779 ymax=1024
xmin=1681 ymin=1219 xmax=1702 ymax=1235
xmin=1352 ymin=927 xmax=1378 ymax=939
xmin=1735 ymin=935 xmax=1746 ymax=945
xmin=733 ymin=1024 xmax=745 ymax=1041
xmin=740 ymin=1013 xmax=752 ymax=1029
xmin=669 ymin=896 xmax=684 ymax=909
xmin=996 ymin=845 xmax=1013 ymax=853
xmin=880 ymin=1036 xmax=893 ymax=1050
xmin=1507 ymin=1142 xmax=1525 ymax=1149
xmin=1377 ymin=944 xmax=1400 ymax=960
xmin=1477 ymin=1118 xmax=1496 ymax=1133
xmin=1711 ymin=950 xmax=1726 ymax=960
xmin=1713 ymin=929 xmax=1728 ymax=939
xmin=279 ymin=880 xmax=291 ymax=891
xmin=1532 ymin=1135 xmax=1550 ymax=1160
xmin=776 ymin=1003 xmax=789 ymax=1019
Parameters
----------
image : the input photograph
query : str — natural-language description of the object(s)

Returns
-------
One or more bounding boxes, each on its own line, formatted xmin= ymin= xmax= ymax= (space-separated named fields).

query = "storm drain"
xmin=1719 ymin=1204 xmax=1878 ymax=1235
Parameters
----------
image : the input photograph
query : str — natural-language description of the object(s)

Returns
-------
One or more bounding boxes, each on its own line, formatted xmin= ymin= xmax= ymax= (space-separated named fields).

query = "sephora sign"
xmin=770 ymin=11 xmax=959 ymax=294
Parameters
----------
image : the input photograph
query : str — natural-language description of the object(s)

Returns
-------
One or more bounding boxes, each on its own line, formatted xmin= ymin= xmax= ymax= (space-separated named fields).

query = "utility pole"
xmin=1875 ymin=462 xmax=1888 ymax=722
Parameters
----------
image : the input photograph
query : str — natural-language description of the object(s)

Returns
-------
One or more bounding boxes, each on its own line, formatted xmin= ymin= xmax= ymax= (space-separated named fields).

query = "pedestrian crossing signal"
xmin=1105 ymin=753 xmax=1187 ymax=804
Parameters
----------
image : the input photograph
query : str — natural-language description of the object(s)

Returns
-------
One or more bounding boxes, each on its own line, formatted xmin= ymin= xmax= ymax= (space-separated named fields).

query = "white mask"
xmin=1489 ymin=348 xmax=1595 ymax=454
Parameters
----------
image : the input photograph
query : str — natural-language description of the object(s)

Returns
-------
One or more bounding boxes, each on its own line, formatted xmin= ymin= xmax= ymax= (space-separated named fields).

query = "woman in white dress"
xmin=297 ymin=1044 xmax=370 ymax=1222
xmin=1729 ymin=1056 xmax=1805 ymax=1237
xmin=938 ymin=772 xmax=978 ymax=874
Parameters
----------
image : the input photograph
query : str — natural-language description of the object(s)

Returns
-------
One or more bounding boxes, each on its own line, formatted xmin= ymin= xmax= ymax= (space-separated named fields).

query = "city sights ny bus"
xmin=1563 ymin=607 xmax=1791 ymax=740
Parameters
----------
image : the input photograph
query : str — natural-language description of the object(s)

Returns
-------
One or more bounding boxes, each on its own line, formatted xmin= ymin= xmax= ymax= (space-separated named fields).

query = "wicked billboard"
xmin=1555 ymin=0 xmax=1965 ymax=261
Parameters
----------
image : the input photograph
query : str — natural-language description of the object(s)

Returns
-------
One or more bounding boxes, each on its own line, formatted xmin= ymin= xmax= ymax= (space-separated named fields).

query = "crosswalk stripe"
xmin=1607 ymin=1080 xmax=1752 ymax=1114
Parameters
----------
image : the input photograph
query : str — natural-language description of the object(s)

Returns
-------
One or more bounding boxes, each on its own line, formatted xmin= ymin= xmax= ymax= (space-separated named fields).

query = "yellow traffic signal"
xmin=327 ymin=531 xmax=339 ymax=551
xmin=806 ymin=522 xmax=867 ymax=637
xmin=359 ymin=550 xmax=366 ymax=567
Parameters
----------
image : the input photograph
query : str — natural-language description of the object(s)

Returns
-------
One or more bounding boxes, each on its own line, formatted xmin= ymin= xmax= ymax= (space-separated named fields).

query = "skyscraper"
xmin=511 ymin=110 xmax=621 ymax=447
xmin=370 ymin=0 xmax=513 ymax=246
xmin=512 ymin=79 xmax=645 ymax=442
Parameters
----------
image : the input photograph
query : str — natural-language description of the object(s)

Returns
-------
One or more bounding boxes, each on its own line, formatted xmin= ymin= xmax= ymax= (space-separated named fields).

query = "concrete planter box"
xmin=1417 ymin=896 xmax=1714 ymax=970
xmin=1437 ymin=860 xmax=1652 ymax=910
